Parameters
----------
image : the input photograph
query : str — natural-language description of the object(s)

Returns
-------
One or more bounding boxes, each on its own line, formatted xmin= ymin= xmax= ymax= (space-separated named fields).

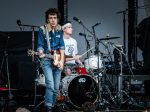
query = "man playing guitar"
xmin=37 ymin=8 xmax=65 ymax=112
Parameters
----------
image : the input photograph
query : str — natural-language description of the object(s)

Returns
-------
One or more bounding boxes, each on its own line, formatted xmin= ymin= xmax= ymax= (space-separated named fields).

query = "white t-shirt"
xmin=64 ymin=37 xmax=78 ymax=64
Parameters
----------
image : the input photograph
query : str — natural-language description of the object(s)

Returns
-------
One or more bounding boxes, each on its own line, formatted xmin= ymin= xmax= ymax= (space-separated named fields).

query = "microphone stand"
xmin=92 ymin=26 xmax=104 ymax=110
xmin=79 ymin=22 xmax=94 ymax=36
xmin=19 ymin=23 xmax=39 ymax=62
xmin=0 ymin=33 xmax=15 ymax=106
xmin=116 ymin=9 xmax=128 ymax=55
xmin=76 ymin=21 xmax=102 ymax=109
xmin=82 ymin=35 xmax=91 ymax=59
xmin=19 ymin=23 xmax=41 ymax=107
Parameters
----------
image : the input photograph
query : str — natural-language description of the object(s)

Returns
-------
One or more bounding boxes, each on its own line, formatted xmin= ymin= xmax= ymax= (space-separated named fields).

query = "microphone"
xmin=79 ymin=32 xmax=92 ymax=37
xmin=73 ymin=17 xmax=82 ymax=24
xmin=16 ymin=20 xmax=21 ymax=26
xmin=16 ymin=20 xmax=22 ymax=31
xmin=92 ymin=22 xmax=101 ymax=28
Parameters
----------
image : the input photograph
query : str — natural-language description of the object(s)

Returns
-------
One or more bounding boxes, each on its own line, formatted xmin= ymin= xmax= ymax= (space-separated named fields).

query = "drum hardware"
xmin=74 ymin=19 xmax=114 ymax=111
xmin=130 ymin=79 xmax=144 ymax=94
xmin=91 ymin=29 xmax=117 ymax=111
xmin=109 ymin=42 xmax=144 ymax=109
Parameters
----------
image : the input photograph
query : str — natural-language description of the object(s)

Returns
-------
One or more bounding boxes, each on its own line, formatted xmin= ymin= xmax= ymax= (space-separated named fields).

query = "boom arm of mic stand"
xmin=80 ymin=22 xmax=94 ymax=36
xmin=19 ymin=23 xmax=40 ymax=28
xmin=19 ymin=23 xmax=40 ymax=62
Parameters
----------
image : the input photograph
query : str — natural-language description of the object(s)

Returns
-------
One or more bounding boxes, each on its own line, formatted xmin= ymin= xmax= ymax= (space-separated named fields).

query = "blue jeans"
xmin=41 ymin=58 xmax=62 ymax=108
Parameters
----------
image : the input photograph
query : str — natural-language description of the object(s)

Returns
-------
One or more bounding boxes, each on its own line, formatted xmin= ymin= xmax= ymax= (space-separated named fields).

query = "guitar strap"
xmin=44 ymin=25 xmax=51 ymax=52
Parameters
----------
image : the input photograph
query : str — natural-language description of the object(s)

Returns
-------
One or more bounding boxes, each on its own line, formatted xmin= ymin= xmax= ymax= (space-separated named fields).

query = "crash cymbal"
xmin=99 ymin=37 xmax=120 ymax=40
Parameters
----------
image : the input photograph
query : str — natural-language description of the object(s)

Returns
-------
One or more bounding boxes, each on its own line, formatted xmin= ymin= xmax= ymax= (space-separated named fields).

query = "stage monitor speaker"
xmin=17 ymin=61 xmax=37 ymax=91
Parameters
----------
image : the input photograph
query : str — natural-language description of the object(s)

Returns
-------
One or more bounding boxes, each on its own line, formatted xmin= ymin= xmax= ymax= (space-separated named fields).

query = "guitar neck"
xmin=28 ymin=49 xmax=74 ymax=59
xmin=34 ymin=51 xmax=53 ymax=59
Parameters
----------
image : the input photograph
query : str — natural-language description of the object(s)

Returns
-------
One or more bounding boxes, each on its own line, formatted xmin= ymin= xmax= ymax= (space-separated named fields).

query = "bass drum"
xmin=62 ymin=74 xmax=98 ymax=108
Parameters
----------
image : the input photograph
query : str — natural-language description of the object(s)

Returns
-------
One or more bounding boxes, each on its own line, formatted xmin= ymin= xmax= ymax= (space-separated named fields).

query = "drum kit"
xmin=34 ymin=36 xmax=137 ymax=111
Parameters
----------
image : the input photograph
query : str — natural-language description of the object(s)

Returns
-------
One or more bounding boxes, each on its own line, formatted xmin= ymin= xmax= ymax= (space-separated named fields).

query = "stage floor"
xmin=0 ymin=89 xmax=149 ymax=112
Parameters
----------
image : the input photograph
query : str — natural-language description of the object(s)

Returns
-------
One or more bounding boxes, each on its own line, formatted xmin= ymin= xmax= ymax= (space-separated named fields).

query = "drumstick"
xmin=80 ymin=47 xmax=94 ymax=57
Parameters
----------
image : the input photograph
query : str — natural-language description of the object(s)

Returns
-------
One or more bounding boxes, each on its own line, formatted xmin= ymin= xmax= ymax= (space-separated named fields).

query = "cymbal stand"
xmin=91 ymin=25 xmax=102 ymax=108
xmin=99 ymin=43 xmax=118 ymax=110
xmin=91 ymin=27 xmax=117 ymax=111
xmin=109 ymin=42 xmax=143 ymax=109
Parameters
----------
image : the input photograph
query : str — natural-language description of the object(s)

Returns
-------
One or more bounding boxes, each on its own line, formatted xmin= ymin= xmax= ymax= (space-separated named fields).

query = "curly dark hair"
xmin=45 ymin=8 xmax=61 ymax=23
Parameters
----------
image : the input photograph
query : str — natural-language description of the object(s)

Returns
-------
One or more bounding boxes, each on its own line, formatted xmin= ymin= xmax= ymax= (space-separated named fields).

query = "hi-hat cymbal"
xmin=99 ymin=37 xmax=120 ymax=40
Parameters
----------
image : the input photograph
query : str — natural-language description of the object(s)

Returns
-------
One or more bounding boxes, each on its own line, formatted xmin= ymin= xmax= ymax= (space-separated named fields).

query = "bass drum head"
xmin=67 ymin=75 xmax=98 ymax=108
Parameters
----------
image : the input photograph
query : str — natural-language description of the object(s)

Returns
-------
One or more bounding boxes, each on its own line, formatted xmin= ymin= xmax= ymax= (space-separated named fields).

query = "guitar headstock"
xmin=27 ymin=49 xmax=34 ymax=56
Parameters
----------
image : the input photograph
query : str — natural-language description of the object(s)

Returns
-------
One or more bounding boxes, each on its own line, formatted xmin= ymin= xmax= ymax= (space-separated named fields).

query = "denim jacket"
xmin=37 ymin=25 xmax=65 ymax=53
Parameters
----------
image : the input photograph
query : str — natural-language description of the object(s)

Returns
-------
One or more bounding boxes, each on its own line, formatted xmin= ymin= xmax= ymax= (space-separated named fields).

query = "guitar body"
xmin=28 ymin=49 xmax=61 ymax=67
xmin=53 ymin=50 xmax=61 ymax=66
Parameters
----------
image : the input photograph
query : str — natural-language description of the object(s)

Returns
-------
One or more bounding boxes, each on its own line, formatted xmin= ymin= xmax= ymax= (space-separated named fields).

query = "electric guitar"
xmin=28 ymin=47 xmax=94 ymax=66
xmin=27 ymin=49 xmax=60 ymax=66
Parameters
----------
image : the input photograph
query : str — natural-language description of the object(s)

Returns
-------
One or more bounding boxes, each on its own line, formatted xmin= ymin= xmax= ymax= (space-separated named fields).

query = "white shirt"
xmin=64 ymin=37 xmax=78 ymax=64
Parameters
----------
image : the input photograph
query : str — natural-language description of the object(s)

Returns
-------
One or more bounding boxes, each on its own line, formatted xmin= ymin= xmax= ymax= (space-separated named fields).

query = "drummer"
xmin=62 ymin=21 xmax=83 ymax=75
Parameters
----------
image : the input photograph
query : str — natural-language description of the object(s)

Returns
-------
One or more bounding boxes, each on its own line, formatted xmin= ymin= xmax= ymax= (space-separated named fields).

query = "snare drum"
xmin=75 ymin=67 xmax=87 ymax=75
